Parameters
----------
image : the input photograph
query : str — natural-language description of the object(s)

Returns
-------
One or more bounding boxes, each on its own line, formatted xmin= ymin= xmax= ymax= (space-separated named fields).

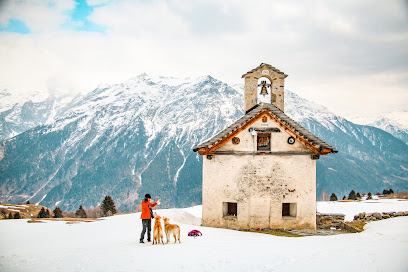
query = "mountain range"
xmin=0 ymin=75 xmax=407 ymax=211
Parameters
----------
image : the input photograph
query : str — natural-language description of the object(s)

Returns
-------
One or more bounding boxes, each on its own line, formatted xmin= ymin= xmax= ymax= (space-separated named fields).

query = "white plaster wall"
xmin=202 ymin=117 xmax=317 ymax=232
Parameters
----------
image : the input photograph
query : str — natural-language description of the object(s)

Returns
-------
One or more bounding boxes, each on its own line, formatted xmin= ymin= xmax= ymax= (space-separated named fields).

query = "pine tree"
xmin=75 ymin=205 xmax=87 ymax=218
xmin=53 ymin=207 xmax=63 ymax=218
xmin=13 ymin=212 xmax=21 ymax=219
xmin=8 ymin=212 xmax=13 ymax=219
xmin=383 ymin=189 xmax=390 ymax=195
xmin=330 ymin=193 xmax=338 ymax=201
xmin=356 ymin=192 xmax=361 ymax=198
xmin=367 ymin=192 xmax=372 ymax=200
xmin=45 ymin=209 xmax=50 ymax=218
xmin=38 ymin=207 xmax=47 ymax=218
xmin=389 ymin=188 xmax=394 ymax=194
xmin=342 ymin=196 xmax=346 ymax=200
xmin=348 ymin=190 xmax=357 ymax=200
xmin=101 ymin=195 xmax=117 ymax=217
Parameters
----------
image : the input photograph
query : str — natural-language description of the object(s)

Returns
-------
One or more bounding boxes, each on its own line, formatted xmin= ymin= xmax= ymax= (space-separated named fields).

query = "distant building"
xmin=193 ymin=63 xmax=337 ymax=233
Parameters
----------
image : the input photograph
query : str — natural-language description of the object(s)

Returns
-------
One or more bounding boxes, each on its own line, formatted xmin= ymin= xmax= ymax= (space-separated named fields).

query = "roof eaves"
xmin=193 ymin=103 xmax=337 ymax=154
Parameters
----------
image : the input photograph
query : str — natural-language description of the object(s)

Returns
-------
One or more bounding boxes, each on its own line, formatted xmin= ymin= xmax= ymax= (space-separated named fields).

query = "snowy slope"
xmin=0 ymin=201 xmax=407 ymax=272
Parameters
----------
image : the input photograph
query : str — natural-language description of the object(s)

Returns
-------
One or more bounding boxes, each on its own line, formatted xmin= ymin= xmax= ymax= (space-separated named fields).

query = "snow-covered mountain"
xmin=367 ymin=115 xmax=408 ymax=146
xmin=0 ymin=89 xmax=50 ymax=113
xmin=0 ymin=75 xmax=242 ymax=211
xmin=0 ymin=75 xmax=407 ymax=211
xmin=347 ymin=110 xmax=408 ymax=145
xmin=0 ymin=90 xmax=78 ymax=140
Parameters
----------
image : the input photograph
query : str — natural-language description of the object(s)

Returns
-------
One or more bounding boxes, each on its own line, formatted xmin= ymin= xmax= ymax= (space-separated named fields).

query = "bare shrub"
xmin=387 ymin=192 xmax=408 ymax=199
xmin=64 ymin=212 xmax=76 ymax=218
xmin=86 ymin=206 xmax=103 ymax=218
xmin=63 ymin=206 xmax=103 ymax=218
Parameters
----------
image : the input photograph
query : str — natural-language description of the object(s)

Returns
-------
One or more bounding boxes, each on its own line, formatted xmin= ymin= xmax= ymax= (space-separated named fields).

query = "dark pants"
xmin=140 ymin=219 xmax=151 ymax=241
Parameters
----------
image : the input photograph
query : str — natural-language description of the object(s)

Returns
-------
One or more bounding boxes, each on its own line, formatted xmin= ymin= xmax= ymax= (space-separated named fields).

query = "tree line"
xmin=328 ymin=188 xmax=396 ymax=201
xmin=2 ymin=195 xmax=117 ymax=220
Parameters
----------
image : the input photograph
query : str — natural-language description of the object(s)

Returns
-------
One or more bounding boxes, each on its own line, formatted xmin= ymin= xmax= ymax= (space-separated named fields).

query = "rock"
xmin=372 ymin=213 xmax=382 ymax=220
xmin=404 ymin=211 xmax=408 ymax=216
xmin=389 ymin=212 xmax=396 ymax=217
xmin=316 ymin=213 xmax=345 ymax=229
xmin=382 ymin=213 xmax=391 ymax=219
xmin=358 ymin=212 xmax=366 ymax=220
xmin=395 ymin=211 xmax=404 ymax=217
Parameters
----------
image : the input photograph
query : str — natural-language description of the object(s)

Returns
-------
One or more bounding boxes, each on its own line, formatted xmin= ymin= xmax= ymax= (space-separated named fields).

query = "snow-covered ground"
xmin=0 ymin=200 xmax=407 ymax=272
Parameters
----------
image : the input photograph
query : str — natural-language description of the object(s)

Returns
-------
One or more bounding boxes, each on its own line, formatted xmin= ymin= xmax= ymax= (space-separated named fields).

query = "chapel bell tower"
xmin=241 ymin=63 xmax=288 ymax=112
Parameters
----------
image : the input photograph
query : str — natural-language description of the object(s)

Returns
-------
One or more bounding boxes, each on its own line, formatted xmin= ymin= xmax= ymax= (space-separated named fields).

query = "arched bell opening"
xmin=257 ymin=77 xmax=272 ymax=104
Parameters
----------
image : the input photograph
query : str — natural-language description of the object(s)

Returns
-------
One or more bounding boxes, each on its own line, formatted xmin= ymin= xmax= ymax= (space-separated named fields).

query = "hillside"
xmin=0 ymin=203 xmax=50 ymax=219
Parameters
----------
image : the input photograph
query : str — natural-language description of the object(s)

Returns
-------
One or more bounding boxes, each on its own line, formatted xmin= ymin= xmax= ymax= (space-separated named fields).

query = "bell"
xmin=260 ymin=85 xmax=268 ymax=95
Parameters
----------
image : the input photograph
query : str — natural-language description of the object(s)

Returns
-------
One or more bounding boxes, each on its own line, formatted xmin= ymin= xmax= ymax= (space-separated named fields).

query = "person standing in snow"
xmin=140 ymin=194 xmax=160 ymax=243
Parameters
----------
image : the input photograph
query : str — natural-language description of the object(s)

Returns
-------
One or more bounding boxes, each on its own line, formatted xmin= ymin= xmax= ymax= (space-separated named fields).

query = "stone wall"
xmin=316 ymin=213 xmax=345 ymax=229
xmin=353 ymin=211 xmax=408 ymax=221
xmin=316 ymin=210 xmax=408 ymax=233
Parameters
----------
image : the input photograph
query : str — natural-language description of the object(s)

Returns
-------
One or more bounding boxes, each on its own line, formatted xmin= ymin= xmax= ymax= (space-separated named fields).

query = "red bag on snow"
xmin=188 ymin=230 xmax=202 ymax=237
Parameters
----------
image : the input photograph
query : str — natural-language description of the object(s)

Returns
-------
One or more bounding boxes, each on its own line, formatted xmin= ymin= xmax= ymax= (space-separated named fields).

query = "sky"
xmin=0 ymin=0 xmax=407 ymax=117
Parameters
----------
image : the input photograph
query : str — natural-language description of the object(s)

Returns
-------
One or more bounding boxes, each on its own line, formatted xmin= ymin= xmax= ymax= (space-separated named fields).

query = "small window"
xmin=282 ymin=203 xmax=297 ymax=217
xmin=257 ymin=133 xmax=271 ymax=151
xmin=223 ymin=202 xmax=237 ymax=217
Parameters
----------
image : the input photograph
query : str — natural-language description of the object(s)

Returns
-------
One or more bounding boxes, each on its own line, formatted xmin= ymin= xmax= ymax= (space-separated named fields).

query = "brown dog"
xmin=153 ymin=213 xmax=164 ymax=245
xmin=163 ymin=217 xmax=181 ymax=244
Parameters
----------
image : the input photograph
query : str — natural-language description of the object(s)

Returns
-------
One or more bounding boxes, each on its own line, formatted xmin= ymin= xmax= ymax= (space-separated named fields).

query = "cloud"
xmin=0 ymin=0 xmax=76 ymax=32
xmin=0 ymin=0 xmax=407 ymax=117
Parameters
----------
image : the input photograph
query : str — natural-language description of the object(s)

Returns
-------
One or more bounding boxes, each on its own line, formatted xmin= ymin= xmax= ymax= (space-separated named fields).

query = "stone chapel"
xmin=193 ymin=63 xmax=337 ymax=233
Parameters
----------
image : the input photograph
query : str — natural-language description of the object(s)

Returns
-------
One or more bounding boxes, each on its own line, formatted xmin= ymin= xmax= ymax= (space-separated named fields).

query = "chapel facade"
xmin=193 ymin=63 xmax=337 ymax=233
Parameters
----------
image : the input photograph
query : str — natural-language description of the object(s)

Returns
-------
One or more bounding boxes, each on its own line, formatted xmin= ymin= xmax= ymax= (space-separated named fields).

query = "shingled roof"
xmin=193 ymin=103 xmax=337 ymax=155
xmin=241 ymin=63 xmax=288 ymax=78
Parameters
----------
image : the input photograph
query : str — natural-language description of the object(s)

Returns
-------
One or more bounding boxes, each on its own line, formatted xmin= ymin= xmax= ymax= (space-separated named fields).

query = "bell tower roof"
xmin=241 ymin=63 xmax=288 ymax=78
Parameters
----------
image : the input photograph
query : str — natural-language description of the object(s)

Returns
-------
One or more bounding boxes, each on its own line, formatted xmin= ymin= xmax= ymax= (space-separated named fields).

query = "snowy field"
xmin=0 ymin=200 xmax=407 ymax=272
